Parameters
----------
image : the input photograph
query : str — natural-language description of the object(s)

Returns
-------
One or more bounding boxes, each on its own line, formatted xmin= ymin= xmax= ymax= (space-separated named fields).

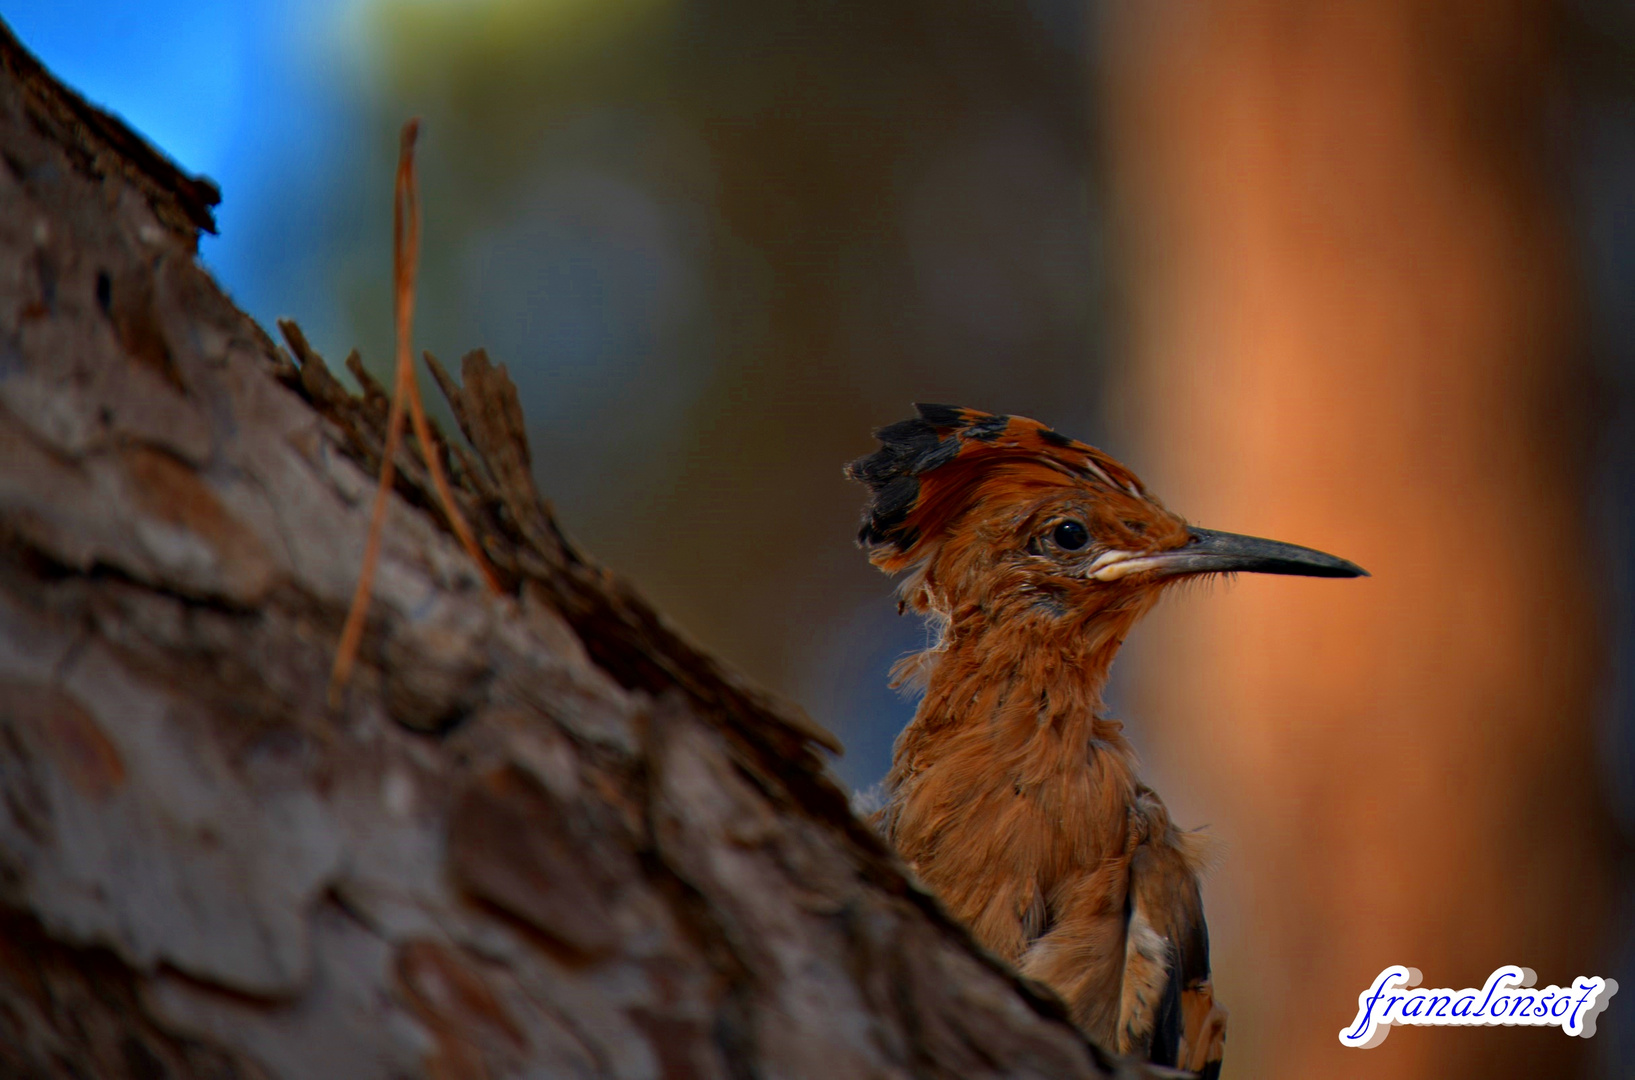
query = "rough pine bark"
xmin=0 ymin=21 xmax=1138 ymax=1080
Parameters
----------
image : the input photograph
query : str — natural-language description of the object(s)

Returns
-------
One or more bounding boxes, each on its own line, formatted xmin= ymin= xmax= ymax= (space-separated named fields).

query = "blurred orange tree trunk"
xmin=1103 ymin=3 xmax=1613 ymax=1078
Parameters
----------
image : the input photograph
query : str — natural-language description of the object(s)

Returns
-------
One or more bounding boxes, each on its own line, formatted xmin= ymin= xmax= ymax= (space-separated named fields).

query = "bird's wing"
xmin=1125 ymin=819 xmax=1227 ymax=1078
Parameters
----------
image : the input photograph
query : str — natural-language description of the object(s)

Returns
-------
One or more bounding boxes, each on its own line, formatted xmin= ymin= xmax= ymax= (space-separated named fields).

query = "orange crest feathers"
xmin=845 ymin=404 xmax=1148 ymax=573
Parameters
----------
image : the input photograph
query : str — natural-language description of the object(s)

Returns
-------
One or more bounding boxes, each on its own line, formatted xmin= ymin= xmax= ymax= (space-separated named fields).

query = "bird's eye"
xmin=1051 ymin=520 xmax=1089 ymax=551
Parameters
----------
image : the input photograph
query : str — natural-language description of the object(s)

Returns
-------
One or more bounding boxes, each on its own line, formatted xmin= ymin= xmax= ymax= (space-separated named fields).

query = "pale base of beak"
xmin=1087 ymin=549 xmax=1168 ymax=582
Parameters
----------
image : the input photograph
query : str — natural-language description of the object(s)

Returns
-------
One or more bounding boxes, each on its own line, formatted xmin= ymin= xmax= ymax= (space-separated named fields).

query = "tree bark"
xmin=0 ymin=21 xmax=1134 ymax=1080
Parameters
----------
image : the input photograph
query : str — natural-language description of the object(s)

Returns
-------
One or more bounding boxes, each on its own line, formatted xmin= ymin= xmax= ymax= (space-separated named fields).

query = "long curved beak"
xmin=1088 ymin=527 xmax=1369 ymax=581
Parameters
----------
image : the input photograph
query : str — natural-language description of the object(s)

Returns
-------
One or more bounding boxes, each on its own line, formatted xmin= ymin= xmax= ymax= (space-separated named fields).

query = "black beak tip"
xmin=1317 ymin=555 xmax=1370 ymax=579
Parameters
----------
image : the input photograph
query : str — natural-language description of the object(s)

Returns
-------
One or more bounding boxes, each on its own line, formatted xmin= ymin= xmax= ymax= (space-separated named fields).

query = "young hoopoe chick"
xmin=847 ymin=405 xmax=1366 ymax=1077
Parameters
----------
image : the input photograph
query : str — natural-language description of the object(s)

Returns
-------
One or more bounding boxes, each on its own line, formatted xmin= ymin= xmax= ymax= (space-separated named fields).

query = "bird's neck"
xmin=889 ymin=593 xmax=1159 ymax=791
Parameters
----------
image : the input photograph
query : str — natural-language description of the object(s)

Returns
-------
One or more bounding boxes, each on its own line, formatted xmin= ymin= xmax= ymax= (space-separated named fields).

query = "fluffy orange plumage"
xmin=848 ymin=405 xmax=1366 ymax=1076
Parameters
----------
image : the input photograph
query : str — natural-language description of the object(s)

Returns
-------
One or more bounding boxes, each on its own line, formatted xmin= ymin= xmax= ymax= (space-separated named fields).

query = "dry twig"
xmin=329 ymin=120 xmax=502 ymax=707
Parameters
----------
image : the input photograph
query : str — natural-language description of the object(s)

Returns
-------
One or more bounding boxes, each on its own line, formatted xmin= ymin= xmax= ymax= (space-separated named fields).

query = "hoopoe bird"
xmin=847 ymin=405 xmax=1366 ymax=1077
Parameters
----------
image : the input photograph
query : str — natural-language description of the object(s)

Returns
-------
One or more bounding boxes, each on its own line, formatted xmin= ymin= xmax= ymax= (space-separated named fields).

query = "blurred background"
xmin=8 ymin=0 xmax=1634 ymax=1076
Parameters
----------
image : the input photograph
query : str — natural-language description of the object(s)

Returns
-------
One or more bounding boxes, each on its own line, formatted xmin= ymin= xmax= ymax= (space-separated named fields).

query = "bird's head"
xmin=847 ymin=404 xmax=1366 ymax=633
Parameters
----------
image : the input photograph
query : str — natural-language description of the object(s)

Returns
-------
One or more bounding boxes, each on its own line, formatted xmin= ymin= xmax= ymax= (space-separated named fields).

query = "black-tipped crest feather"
xmin=845 ymin=404 xmax=995 ymax=550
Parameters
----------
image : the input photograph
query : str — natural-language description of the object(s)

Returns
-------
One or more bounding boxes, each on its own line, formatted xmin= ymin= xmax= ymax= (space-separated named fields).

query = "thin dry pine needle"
xmin=329 ymin=119 xmax=503 ymax=708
